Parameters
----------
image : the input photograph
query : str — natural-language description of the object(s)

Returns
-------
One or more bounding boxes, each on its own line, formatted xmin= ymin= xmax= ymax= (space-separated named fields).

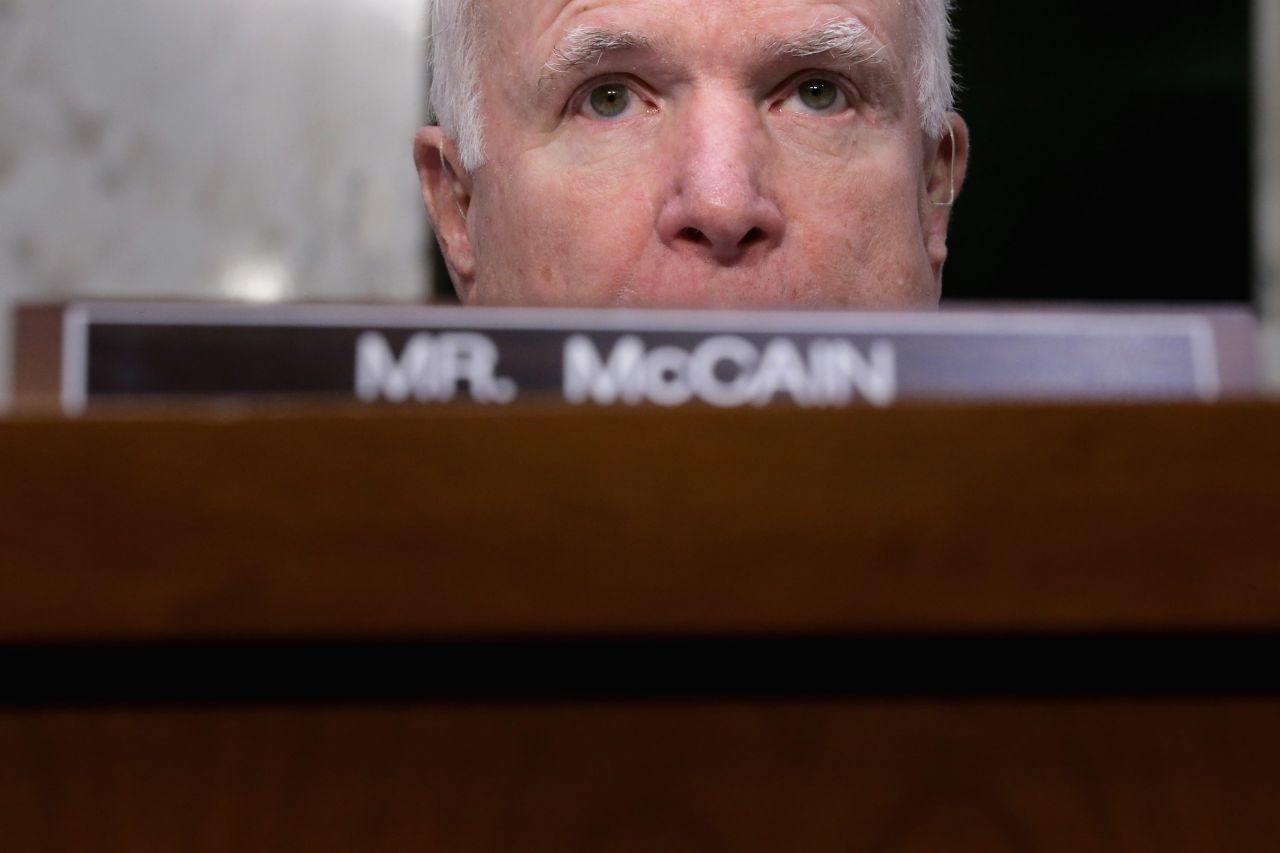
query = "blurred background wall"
xmin=1263 ymin=0 xmax=1280 ymax=376
xmin=0 ymin=0 xmax=429 ymax=407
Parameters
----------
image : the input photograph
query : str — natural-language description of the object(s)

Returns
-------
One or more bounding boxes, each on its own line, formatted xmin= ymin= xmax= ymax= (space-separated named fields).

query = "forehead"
xmin=478 ymin=0 xmax=916 ymax=69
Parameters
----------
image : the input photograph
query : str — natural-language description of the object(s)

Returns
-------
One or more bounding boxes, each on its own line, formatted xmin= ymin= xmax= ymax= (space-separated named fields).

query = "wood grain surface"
xmin=3 ymin=404 xmax=1280 ymax=850
xmin=3 ymin=701 xmax=1279 ymax=852
xmin=0 ymin=403 xmax=1279 ymax=640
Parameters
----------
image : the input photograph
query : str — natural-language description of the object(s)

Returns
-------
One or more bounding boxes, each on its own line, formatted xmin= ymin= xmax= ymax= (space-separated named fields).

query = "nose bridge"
xmin=676 ymin=88 xmax=764 ymax=209
xmin=659 ymin=85 xmax=783 ymax=261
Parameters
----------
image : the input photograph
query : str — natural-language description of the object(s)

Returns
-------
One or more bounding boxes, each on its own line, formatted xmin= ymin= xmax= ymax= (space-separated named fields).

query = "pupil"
xmin=800 ymin=80 xmax=837 ymax=110
xmin=591 ymin=84 xmax=630 ymax=117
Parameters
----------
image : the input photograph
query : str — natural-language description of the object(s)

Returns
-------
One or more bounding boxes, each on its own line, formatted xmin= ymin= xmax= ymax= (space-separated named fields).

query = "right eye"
xmin=578 ymin=82 xmax=646 ymax=120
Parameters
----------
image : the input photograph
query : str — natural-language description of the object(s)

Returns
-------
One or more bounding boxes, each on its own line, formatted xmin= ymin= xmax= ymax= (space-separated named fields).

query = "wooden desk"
xmin=1 ymin=404 xmax=1278 ymax=850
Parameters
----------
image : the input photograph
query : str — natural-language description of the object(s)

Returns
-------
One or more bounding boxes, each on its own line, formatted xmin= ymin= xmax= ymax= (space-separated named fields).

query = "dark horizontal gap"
xmin=0 ymin=633 xmax=1275 ymax=709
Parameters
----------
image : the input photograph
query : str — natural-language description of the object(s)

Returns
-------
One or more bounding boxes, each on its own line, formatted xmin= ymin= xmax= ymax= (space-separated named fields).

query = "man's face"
xmin=418 ymin=0 xmax=967 ymax=309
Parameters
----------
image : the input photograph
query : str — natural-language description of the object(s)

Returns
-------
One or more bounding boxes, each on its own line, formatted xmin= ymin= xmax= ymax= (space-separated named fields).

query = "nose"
xmin=656 ymin=95 xmax=784 ymax=265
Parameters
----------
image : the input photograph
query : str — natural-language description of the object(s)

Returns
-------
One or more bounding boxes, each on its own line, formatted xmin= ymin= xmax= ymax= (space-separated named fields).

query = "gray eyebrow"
xmin=541 ymin=26 xmax=651 ymax=85
xmin=536 ymin=19 xmax=889 ymax=95
xmin=762 ymin=18 xmax=888 ymax=66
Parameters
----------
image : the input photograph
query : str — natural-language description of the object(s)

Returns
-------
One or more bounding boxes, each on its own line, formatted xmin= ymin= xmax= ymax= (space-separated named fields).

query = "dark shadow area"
xmin=945 ymin=0 xmax=1253 ymax=304
xmin=4 ymin=634 xmax=1280 ymax=707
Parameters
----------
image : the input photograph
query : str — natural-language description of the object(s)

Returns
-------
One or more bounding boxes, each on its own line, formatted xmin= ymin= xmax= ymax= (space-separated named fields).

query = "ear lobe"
xmin=414 ymin=127 xmax=477 ymax=300
xmin=923 ymin=114 xmax=971 ymax=276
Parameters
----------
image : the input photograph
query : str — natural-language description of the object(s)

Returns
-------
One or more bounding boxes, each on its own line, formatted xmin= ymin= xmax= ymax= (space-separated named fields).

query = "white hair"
xmin=424 ymin=0 xmax=486 ymax=170
xmin=915 ymin=0 xmax=957 ymax=139
xmin=424 ymin=0 xmax=956 ymax=172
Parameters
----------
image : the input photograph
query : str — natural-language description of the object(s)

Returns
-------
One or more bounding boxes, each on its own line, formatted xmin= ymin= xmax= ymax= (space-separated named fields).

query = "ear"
xmin=415 ymin=127 xmax=477 ymax=301
xmin=922 ymin=114 xmax=970 ymax=280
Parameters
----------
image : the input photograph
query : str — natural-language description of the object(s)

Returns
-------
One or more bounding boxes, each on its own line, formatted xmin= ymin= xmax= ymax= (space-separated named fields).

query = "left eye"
xmin=779 ymin=78 xmax=848 ymax=115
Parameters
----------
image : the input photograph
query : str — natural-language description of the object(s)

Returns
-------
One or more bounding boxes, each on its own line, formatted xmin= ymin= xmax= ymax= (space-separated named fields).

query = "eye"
xmin=580 ymin=82 xmax=644 ymax=120
xmin=779 ymin=78 xmax=849 ymax=116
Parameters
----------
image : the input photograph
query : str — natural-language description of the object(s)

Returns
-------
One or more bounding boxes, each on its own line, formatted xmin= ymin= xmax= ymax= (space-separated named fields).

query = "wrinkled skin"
xmin=416 ymin=0 xmax=969 ymax=308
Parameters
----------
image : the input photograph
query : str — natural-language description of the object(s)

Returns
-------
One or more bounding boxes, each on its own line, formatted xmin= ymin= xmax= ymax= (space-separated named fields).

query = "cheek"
xmin=778 ymin=154 xmax=930 ymax=304
xmin=474 ymin=153 xmax=660 ymax=304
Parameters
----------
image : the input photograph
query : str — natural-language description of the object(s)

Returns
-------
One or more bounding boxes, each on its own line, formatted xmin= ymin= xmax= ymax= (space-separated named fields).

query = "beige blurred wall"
xmin=0 ymin=0 xmax=429 ymax=407
xmin=1263 ymin=0 xmax=1280 ymax=385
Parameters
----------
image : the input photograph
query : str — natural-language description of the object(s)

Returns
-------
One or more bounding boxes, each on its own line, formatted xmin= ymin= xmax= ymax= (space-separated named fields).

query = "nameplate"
xmin=13 ymin=302 xmax=1258 ymax=413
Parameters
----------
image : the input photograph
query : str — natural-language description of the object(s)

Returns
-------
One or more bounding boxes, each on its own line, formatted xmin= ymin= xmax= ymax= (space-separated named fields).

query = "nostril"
xmin=678 ymin=227 xmax=709 ymax=245
xmin=739 ymin=227 xmax=765 ymax=247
